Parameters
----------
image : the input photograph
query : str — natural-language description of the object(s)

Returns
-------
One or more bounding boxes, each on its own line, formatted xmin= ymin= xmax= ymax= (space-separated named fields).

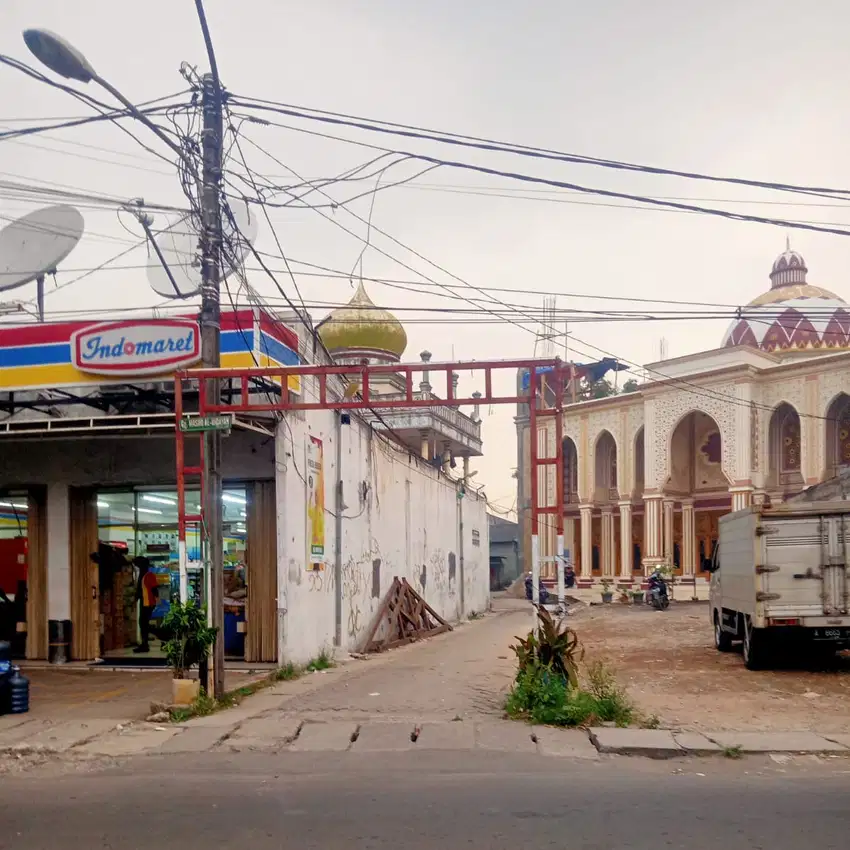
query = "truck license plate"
xmin=812 ymin=628 xmax=850 ymax=641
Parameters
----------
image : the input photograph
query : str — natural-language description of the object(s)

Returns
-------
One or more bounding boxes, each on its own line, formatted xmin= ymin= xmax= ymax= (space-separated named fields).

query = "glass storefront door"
xmin=0 ymin=492 xmax=28 ymax=656
xmin=95 ymin=486 xmax=248 ymax=660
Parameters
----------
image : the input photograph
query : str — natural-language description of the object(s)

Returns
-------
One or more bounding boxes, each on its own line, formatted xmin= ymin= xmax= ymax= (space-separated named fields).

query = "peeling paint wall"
xmin=275 ymin=404 xmax=489 ymax=665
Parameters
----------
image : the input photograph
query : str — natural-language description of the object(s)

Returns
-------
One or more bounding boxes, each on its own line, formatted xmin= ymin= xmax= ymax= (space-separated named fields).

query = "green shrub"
xmin=505 ymin=613 xmax=634 ymax=728
xmin=510 ymin=606 xmax=583 ymax=687
xmin=161 ymin=600 xmax=217 ymax=679
xmin=305 ymin=650 xmax=334 ymax=672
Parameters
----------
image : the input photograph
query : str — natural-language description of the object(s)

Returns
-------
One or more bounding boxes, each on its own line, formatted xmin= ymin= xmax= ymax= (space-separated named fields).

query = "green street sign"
xmin=179 ymin=414 xmax=233 ymax=434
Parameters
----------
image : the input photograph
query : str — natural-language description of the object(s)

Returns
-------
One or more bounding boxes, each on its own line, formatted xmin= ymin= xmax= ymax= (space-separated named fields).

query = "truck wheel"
xmin=714 ymin=613 xmax=733 ymax=652
xmin=743 ymin=617 xmax=769 ymax=670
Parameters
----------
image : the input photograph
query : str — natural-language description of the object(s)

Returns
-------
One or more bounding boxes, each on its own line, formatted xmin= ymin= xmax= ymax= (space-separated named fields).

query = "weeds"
xmin=723 ymin=745 xmax=743 ymax=760
xmin=305 ymin=650 xmax=334 ymax=672
xmin=275 ymin=662 xmax=300 ymax=681
xmin=505 ymin=607 xmax=634 ymax=728
xmin=168 ymin=651 xmax=336 ymax=721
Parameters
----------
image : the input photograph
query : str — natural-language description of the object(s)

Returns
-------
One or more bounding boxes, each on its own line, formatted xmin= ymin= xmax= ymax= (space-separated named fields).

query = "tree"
xmin=583 ymin=377 xmax=615 ymax=399
xmin=621 ymin=378 xmax=639 ymax=394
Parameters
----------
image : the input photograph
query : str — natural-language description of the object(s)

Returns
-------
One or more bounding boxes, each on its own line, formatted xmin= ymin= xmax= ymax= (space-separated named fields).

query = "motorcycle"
xmin=646 ymin=573 xmax=670 ymax=610
xmin=524 ymin=574 xmax=551 ymax=605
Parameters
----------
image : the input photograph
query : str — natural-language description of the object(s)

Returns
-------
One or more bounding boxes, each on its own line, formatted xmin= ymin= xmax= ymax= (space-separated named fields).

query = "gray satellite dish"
xmin=146 ymin=199 xmax=259 ymax=299
xmin=0 ymin=204 xmax=85 ymax=320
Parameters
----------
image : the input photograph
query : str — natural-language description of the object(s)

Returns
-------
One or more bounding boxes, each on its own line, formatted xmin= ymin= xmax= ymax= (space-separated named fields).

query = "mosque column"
xmin=681 ymin=499 xmax=696 ymax=578
xmin=564 ymin=515 xmax=577 ymax=569
xmin=662 ymin=497 xmax=675 ymax=569
xmin=600 ymin=507 xmax=615 ymax=578
xmin=729 ymin=486 xmax=754 ymax=512
xmin=579 ymin=504 xmax=593 ymax=579
xmin=642 ymin=494 xmax=663 ymax=575
xmin=618 ymin=501 xmax=633 ymax=580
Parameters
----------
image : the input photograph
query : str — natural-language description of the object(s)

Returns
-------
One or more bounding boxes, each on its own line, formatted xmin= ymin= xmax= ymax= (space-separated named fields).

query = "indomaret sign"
xmin=72 ymin=319 xmax=201 ymax=376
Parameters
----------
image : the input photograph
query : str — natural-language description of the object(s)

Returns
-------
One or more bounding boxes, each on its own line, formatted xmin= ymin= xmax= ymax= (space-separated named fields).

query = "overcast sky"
xmin=2 ymin=1 xmax=850 ymax=511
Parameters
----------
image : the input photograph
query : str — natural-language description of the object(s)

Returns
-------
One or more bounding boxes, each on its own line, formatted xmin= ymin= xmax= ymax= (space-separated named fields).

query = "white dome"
xmin=722 ymin=248 xmax=850 ymax=354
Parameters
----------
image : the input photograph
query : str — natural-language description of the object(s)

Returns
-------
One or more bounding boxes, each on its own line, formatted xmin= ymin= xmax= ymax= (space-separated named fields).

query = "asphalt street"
xmin=2 ymin=750 xmax=849 ymax=849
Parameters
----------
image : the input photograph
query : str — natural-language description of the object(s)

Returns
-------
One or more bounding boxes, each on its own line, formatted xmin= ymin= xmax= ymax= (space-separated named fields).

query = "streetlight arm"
xmin=90 ymin=73 xmax=198 ymax=179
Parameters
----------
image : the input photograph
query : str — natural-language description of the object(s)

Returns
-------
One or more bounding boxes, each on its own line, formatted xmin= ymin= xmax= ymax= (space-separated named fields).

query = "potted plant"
xmin=600 ymin=579 xmax=613 ymax=604
xmin=161 ymin=600 xmax=218 ymax=706
xmin=631 ymin=589 xmax=645 ymax=604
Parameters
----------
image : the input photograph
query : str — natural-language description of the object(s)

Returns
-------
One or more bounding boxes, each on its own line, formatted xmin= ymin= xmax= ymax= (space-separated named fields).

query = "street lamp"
xmin=22 ymin=26 xmax=225 ymax=697
xmin=23 ymin=29 xmax=193 ymax=172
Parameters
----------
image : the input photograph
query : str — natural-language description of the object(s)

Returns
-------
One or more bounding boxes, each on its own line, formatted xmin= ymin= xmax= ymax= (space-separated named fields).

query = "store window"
xmin=0 ymin=492 xmax=28 ymax=656
xmin=95 ymin=486 xmax=248 ymax=661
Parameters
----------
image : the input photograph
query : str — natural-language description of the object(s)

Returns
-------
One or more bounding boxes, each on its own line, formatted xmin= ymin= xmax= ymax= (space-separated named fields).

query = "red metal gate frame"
xmin=173 ymin=357 xmax=570 ymax=612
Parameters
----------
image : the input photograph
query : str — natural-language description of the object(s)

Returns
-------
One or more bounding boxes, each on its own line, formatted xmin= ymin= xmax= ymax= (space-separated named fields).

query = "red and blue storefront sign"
xmin=0 ymin=308 xmax=300 ymax=392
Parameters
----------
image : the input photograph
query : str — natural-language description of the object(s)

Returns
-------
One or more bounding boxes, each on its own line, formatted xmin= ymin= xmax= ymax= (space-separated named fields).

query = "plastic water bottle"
xmin=8 ymin=666 xmax=29 ymax=714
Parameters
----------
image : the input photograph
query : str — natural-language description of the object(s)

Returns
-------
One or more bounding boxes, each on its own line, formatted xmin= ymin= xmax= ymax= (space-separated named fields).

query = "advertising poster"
xmin=306 ymin=435 xmax=325 ymax=568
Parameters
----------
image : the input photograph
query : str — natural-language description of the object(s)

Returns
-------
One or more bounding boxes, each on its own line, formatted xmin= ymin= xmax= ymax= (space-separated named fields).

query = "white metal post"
xmin=531 ymin=533 xmax=540 ymax=632
xmin=178 ymin=538 xmax=188 ymax=602
xmin=556 ymin=532 xmax=565 ymax=612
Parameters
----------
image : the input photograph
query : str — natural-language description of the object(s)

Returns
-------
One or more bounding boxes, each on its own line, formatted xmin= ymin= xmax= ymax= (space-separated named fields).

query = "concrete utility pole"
xmin=199 ymin=71 xmax=225 ymax=698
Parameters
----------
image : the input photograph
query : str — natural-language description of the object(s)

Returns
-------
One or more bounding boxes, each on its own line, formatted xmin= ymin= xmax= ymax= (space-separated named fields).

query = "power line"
xmin=229 ymin=95 xmax=850 ymax=202
xmin=242 ymin=115 xmax=850 ymax=240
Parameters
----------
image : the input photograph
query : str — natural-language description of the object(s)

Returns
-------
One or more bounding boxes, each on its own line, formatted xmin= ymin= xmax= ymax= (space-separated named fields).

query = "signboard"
xmin=306 ymin=435 xmax=325 ymax=567
xmin=179 ymin=414 xmax=233 ymax=434
xmin=0 ymin=308 xmax=301 ymax=393
xmin=72 ymin=319 xmax=201 ymax=377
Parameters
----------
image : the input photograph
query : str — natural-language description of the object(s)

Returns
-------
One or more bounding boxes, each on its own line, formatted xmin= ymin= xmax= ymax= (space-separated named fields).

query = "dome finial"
xmin=770 ymin=243 xmax=807 ymax=289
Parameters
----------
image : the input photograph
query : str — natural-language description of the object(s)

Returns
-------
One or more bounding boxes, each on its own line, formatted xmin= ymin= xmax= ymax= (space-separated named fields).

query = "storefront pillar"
xmin=46 ymin=482 xmax=71 ymax=663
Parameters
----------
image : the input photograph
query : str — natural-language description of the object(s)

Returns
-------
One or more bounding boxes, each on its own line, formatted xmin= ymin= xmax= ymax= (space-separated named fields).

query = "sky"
xmin=2 ymin=1 xmax=850 ymax=513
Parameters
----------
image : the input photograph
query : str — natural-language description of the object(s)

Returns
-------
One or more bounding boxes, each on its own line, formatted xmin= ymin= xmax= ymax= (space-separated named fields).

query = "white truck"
xmin=709 ymin=501 xmax=850 ymax=669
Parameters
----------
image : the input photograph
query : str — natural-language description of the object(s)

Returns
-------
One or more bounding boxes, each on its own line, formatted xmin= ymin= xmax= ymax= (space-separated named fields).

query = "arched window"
xmin=768 ymin=403 xmax=802 ymax=489
xmin=826 ymin=394 xmax=850 ymax=477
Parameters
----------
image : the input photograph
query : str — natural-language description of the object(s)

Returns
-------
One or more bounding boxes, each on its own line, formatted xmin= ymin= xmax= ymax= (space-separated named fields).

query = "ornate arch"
xmin=767 ymin=401 xmax=802 ymax=488
xmin=652 ymin=388 xmax=738 ymax=486
xmin=592 ymin=428 xmax=618 ymax=502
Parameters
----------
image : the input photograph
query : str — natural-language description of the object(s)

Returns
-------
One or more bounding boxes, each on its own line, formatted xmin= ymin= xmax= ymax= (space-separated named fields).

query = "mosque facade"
xmin=517 ymin=248 xmax=850 ymax=585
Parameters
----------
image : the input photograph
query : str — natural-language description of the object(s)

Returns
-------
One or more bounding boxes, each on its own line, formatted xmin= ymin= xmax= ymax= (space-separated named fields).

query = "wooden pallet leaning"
xmin=361 ymin=576 xmax=452 ymax=653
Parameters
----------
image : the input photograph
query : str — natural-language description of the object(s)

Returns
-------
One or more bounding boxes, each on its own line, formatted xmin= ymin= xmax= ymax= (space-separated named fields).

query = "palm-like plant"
xmin=510 ymin=605 xmax=583 ymax=688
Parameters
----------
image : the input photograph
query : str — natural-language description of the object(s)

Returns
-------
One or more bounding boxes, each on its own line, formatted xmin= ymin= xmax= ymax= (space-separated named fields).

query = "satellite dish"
xmin=146 ymin=199 xmax=259 ymax=299
xmin=0 ymin=204 xmax=85 ymax=319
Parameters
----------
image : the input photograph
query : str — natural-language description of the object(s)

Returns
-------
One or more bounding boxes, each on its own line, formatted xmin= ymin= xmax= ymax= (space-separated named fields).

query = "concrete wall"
xmin=276 ymin=405 xmax=490 ymax=665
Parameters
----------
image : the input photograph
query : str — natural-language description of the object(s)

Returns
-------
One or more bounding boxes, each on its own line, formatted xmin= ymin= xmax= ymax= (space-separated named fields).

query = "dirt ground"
xmin=571 ymin=601 xmax=850 ymax=733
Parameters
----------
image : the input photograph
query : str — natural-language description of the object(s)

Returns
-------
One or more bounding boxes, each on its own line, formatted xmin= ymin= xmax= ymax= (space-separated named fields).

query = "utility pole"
xmin=199 ymin=71 xmax=224 ymax=698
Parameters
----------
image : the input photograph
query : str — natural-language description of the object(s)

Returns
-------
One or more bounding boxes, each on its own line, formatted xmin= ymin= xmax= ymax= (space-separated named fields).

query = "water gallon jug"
xmin=8 ymin=666 xmax=29 ymax=714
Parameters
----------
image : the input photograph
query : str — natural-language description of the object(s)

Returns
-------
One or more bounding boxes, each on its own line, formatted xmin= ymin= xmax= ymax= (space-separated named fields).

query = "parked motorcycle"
xmin=524 ymin=574 xmax=551 ymax=605
xmin=646 ymin=571 xmax=670 ymax=610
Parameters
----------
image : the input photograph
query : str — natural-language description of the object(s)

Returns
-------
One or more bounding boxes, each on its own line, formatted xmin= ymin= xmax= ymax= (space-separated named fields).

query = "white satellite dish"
xmin=146 ymin=199 xmax=259 ymax=299
xmin=0 ymin=204 xmax=85 ymax=320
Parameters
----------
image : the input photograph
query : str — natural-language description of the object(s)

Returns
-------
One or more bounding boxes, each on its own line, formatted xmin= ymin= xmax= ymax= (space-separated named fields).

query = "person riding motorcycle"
xmin=646 ymin=569 xmax=669 ymax=608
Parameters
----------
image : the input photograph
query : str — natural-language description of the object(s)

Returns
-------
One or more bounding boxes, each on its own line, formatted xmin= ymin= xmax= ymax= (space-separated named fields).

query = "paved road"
xmin=3 ymin=750 xmax=849 ymax=848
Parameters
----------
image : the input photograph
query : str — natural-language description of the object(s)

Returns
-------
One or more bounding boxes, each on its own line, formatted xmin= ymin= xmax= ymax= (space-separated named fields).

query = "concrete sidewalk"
xmin=8 ymin=701 xmax=850 ymax=762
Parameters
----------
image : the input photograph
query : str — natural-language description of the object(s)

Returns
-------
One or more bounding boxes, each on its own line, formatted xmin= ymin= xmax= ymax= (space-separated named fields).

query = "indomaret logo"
xmin=72 ymin=319 xmax=201 ymax=376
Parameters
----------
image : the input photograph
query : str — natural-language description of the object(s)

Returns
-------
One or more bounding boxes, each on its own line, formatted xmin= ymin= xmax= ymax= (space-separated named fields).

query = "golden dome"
xmin=318 ymin=282 xmax=407 ymax=361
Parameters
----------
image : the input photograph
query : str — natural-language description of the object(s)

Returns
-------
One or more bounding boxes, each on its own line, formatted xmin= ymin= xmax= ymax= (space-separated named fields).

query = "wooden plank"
xmin=401 ymin=578 xmax=451 ymax=628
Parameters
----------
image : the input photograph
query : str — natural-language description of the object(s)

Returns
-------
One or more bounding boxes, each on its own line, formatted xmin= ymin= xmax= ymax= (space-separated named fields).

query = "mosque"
xmin=516 ymin=247 xmax=850 ymax=586
xmin=318 ymin=281 xmax=483 ymax=471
